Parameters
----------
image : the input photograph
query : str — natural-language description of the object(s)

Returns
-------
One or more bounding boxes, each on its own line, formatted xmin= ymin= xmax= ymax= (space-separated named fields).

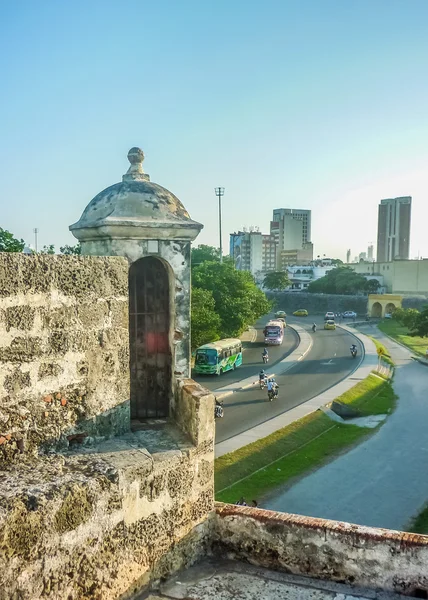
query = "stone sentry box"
xmin=70 ymin=147 xmax=203 ymax=426
xmin=0 ymin=148 xmax=209 ymax=457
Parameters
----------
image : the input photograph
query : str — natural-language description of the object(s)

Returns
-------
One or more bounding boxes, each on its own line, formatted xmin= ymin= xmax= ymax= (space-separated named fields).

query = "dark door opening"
xmin=129 ymin=256 xmax=171 ymax=420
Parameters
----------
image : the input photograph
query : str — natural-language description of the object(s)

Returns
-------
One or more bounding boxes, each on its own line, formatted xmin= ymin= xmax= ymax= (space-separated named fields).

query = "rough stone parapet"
xmin=0 ymin=254 xmax=130 ymax=460
xmin=0 ymin=425 xmax=214 ymax=599
xmin=213 ymin=503 xmax=428 ymax=597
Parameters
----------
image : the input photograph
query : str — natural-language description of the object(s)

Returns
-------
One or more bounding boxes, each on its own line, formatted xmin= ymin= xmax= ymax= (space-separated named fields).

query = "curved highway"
xmin=206 ymin=315 xmax=363 ymax=444
xmin=192 ymin=314 xmax=299 ymax=392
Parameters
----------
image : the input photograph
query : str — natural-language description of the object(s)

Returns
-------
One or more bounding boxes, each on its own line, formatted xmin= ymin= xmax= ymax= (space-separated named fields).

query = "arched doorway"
xmin=371 ymin=302 xmax=382 ymax=318
xmin=129 ymin=257 xmax=172 ymax=420
xmin=385 ymin=302 xmax=396 ymax=316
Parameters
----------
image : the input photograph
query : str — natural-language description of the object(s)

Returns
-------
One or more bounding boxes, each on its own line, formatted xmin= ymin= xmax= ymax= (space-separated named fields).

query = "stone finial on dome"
xmin=123 ymin=147 xmax=150 ymax=182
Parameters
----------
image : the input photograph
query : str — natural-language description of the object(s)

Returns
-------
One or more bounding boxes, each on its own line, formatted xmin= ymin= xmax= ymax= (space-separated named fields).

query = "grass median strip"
xmin=378 ymin=320 xmax=427 ymax=357
xmin=368 ymin=336 xmax=395 ymax=367
xmin=215 ymin=374 xmax=396 ymax=504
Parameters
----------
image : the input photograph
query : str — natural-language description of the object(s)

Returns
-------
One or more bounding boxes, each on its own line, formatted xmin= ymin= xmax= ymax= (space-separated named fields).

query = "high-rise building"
xmin=229 ymin=231 xmax=276 ymax=276
xmin=367 ymin=244 xmax=374 ymax=262
xmin=346 ymin=249 xmax=351 ymax=264
xmin=376 ymin=197 xmax=411 ymax=262
xmin=271 ymin=208 xmax=311 ymax=246
xmin=270 ymin=208 xmax=312 ymax=270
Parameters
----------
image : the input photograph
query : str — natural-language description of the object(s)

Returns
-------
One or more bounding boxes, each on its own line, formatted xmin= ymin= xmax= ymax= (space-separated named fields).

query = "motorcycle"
xmin=350 ymin=348 xmax=357 ymax=358
xmin=215 ymin=399 xmax=224 ymax=418
xmin=267 ymin=386 xmax=279 ymax=402
xmin=262 ymin=354 xmax=269 ymax=364
xmin=312 ymin=324 xmax=317 ymax=332
xmin=259 ymin=377 xmax=267 ymax=390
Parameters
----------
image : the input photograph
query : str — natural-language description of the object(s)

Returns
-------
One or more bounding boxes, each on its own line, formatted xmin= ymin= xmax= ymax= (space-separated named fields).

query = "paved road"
xmin=192 ymin=314 xmax=299 ymax=392
xmin=263 ymin=325 xmax=428 ymax=531
xmin=215 ymin=317 xmax=362 ymax=444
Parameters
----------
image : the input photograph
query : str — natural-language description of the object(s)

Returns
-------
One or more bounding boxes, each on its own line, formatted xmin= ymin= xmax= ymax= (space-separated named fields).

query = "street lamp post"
xmin=33 ymin=228 xmax=39 ymax=253
xmin=215 ymin=187 xmax=225 ymax=263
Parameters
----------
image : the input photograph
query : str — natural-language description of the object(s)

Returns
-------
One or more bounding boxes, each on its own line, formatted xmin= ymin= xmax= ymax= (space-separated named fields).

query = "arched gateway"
xmin=70 ymin=147 xmax=203 ymax=424
xmin=368 ymin=294 xmax=403 ymax=318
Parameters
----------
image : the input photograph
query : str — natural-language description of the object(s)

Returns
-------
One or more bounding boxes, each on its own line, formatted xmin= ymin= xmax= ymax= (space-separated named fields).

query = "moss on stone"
xmin=3 ymin=367 xmax=31 ymax=394
xmin=54 ymin=485 xmax=93 ymax=533
xmin=0 ymin=499 xmax=44 ymax=560
xmin=0 ymin=336 xmax=43 ymax=362
xmin=38 ymin=362 xmax=64 ymax=379
xmin=5 ymin=306 xmax=35 ymax=332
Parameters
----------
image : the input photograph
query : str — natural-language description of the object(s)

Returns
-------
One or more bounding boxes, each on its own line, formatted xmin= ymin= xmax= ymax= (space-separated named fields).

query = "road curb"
xmin=215 ymin=325 xmax=378 ymax=458
xmin=215 ymin=324 xmax=312 ymax=401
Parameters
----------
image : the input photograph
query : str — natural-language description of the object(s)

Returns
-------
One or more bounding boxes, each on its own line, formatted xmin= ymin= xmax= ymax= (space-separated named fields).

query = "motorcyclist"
xmin=267 ymin=377 xmax=279 ymax=398
xmin=259 ymin=369 xmax=267 ymax=382
xmin=350 ymin=344 xmax=357 ymax=355
xmin=312 ymin=323 xmax=317 ymax=332
xmin=262 ymin=348 xmax=269 ymax=362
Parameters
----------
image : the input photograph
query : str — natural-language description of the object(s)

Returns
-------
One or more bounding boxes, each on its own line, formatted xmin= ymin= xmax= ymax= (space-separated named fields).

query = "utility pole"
xmin=33 ymin=228 xmax=39 ymax=253
xmin=215 ymin=187 xmax=225 ymax=263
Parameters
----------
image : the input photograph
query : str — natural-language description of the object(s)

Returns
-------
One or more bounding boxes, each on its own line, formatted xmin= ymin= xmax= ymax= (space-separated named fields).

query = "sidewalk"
xmin=263 ymin=325 xmax=428 ymax=531
xmin=215 ymin=325 xmax=377 ymax=457
xmin=215 ymin=324 xmax=312 ymax=401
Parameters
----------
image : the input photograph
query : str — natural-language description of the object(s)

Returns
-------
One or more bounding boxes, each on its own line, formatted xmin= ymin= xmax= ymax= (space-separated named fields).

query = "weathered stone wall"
xmin=0 ymin=254 xmax=130 ymax=459
xmin=213 ymin=504 xmax=428 ymax=597
xmin=0 ymin=389 xmax=215 ymax=600
xmin=269 ymin=291 xmax=368 ymax=315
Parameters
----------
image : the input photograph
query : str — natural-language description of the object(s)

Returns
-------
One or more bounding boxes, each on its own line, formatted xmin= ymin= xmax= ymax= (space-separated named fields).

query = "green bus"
xmin=194 ymin=338 xmax=243 ymax=375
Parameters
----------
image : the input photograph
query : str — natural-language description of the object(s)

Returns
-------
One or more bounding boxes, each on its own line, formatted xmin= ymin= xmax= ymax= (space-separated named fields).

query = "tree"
xmin=263 ymin=271 xmax=290 ymax=292
xmin=191 ymin=287 xmax=221 ymax=350
xmin=60 ymin=243 xmax=81 ymax=255
xmin=0 ymin=228 xmax=25 ymax=253
xmin=365 ymin=279 xmax=381 ymax=293
xmin=191 ymin=245 xmax=220 ymax=267
xmin=40 ymin=244 xmax=55 ymax=254
xmin=411 ymin=306 xmax=428 ymax=338
xmin=192 ymin=260 xmax=271 ymax=338
xmin=308 ymin=266 xmax=370 ymax=295
xmin=393 ymin=307 xmax=420 ymax=330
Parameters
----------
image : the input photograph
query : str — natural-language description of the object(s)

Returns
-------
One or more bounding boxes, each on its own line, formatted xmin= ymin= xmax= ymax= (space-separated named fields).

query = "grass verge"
xmin=407 ymin=503 xmax=428 ymax=534
xmin=215 ymin=374 xmax=396 ymax=504
xmin=368 ymin=336 xmax=395 ymax=367
xmin=378 ymin=320 xmax=427 ymax=357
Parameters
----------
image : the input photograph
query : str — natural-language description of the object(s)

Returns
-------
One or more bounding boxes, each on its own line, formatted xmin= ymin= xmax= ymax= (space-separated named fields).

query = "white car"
xmin=324 ymin=312 xmax=335 ymax=321
xmin=343 ymin=311 xmax=357 ymax=318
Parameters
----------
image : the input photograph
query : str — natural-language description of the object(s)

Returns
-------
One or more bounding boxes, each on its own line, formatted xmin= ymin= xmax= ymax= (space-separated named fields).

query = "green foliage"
xmin=411 ymin=306 xmax=428 ymax=338
xmin=192 ymin=260 xmax=271 ymax=338
xmin=191 ymin=244 xmax=220 ymax=266
xmin=60 ymin=244 xmax=81 ymax=255
xmin=366 ymin=278 xmax=381 ymax=293
xmin=308 ymin=266 xmax=369 ymax=294
xmin=191 ymin=287 xmax=221 ymax=350
xmin=40 ymin=244 xmax=55 ymax=254
xmin=378 ymin=320 xmax=428 ymax=356
xmin=262 ymin=271 xmax=290 ymax=291
xmin=0 ymin=228 xmax=25 ymax=253
xmin=392 ymin=306 xmax=422 ymax=332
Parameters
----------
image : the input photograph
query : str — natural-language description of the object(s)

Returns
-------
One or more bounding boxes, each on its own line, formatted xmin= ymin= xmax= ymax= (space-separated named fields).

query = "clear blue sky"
xmin=1 ymin=0 xmax=428 ymax=259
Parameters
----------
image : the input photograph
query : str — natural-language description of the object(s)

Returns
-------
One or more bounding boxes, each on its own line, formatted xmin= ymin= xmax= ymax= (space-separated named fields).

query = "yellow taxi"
xmin=293 ymin=309 xmax=308 ymax=317
xmin=275 ymin=310 xmax=287 ymax=318
xmin=324 ymin=319 xmax=336 ymax=330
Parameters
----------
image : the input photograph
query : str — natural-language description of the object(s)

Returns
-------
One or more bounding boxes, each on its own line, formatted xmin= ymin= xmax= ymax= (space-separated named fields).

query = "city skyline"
xmin=1 ymin=1 xmax=428 ymax=260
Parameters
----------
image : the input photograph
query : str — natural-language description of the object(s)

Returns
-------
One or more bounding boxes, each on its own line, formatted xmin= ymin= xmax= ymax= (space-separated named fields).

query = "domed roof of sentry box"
xmin=70 ymin=147 xmax=203 ymax=242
